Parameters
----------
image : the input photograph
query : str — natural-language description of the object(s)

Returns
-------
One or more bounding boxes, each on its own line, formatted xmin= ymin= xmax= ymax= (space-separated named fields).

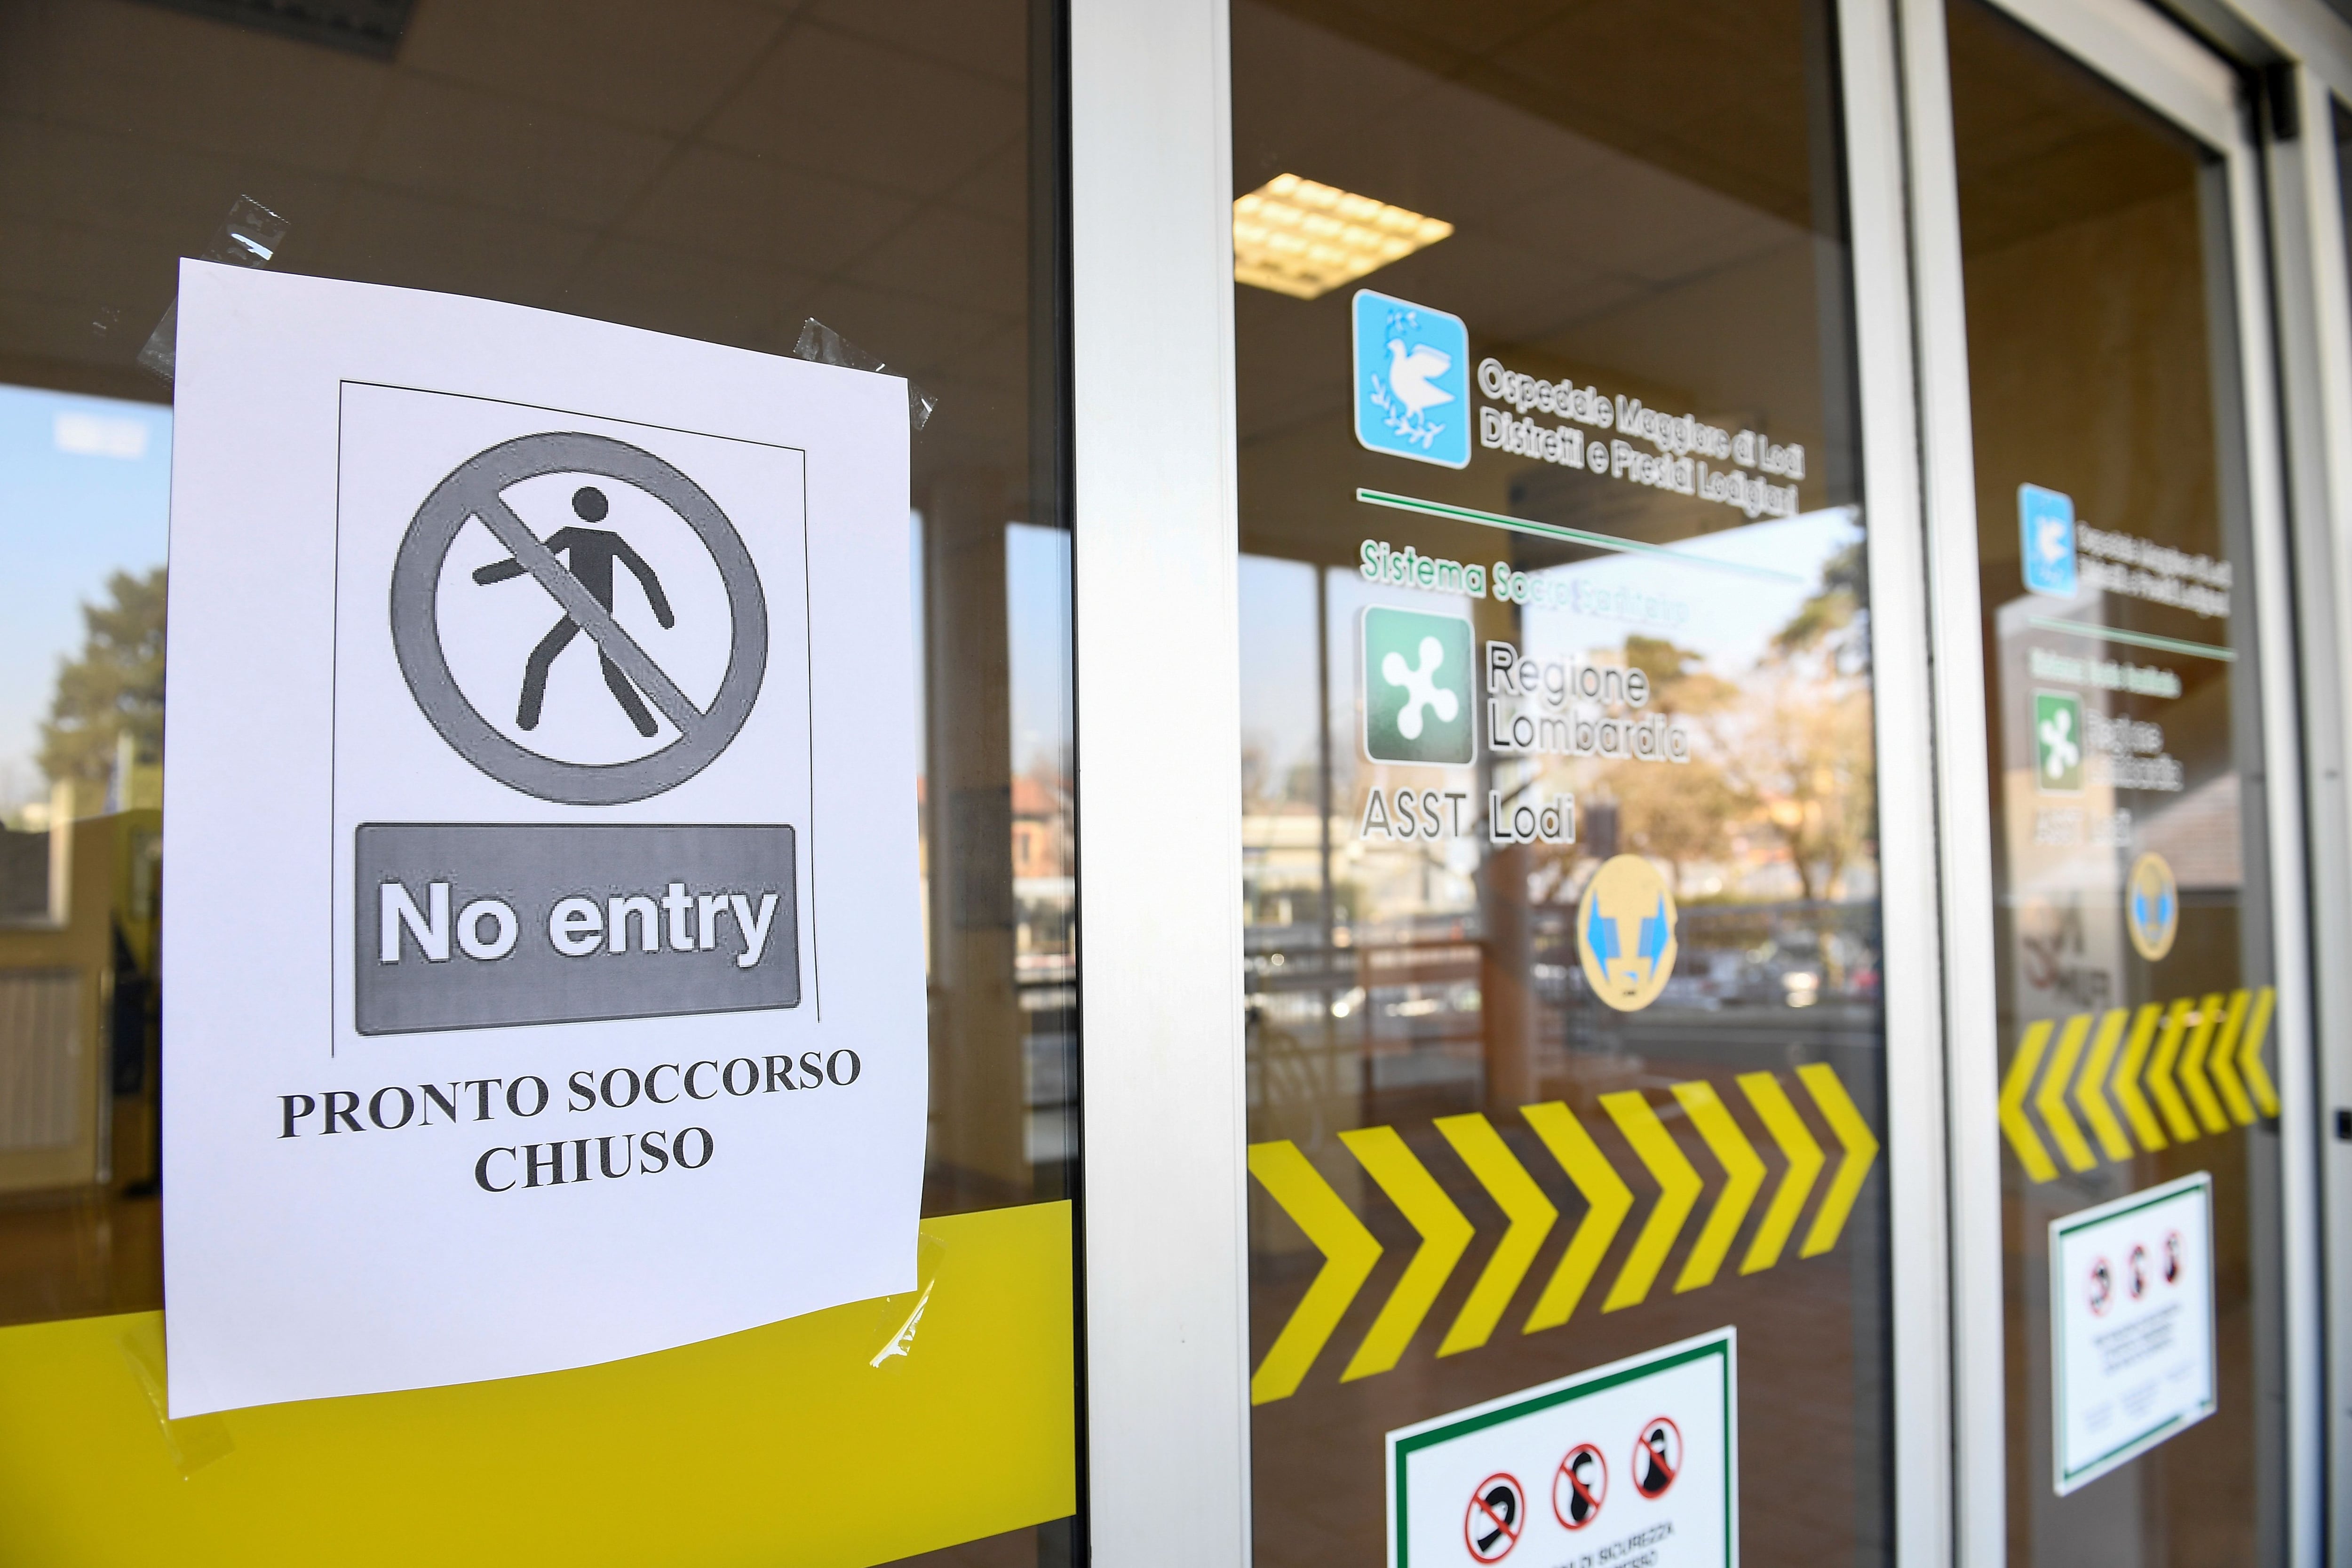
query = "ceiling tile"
xmin=942 ymin=137 xmax=1026 ymax=225
xmin=701 ymin=21 xmax=1019 ymax=199
xmin=16 ymin=0 xmax=389 ymax=173
xmin=619 ymin=143 xmax=914 ymax=275
xmin=794 ymin=275 xmax=1009 ymax=382
xmin=304 ymin=185 xmax=593 ymax=306
xmin=806 ymin=0 xmax=1027 ymax=87
xmin=555 ymin=236 xmax=809 ymax=350
xmin=843 ymin=206 xmax=1023 ymax=316
xmin=359 ymin=74 xmax=675 ymax=229
xmin=398 ymin=0 xmax=786 ymax=136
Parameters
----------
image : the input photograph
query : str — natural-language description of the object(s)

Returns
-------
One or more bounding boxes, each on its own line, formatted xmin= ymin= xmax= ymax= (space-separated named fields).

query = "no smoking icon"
xmin=390 ymin=430 xmax=768 ymax=806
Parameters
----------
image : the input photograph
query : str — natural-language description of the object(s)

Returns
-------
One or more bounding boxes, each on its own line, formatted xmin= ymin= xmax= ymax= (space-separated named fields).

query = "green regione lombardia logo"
xmin=1361 ymin=605 xmax=1474 ymax=765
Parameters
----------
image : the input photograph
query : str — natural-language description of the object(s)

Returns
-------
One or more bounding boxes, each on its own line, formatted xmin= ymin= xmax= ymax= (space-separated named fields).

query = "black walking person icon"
xmin=473 ymin=485 xmax=675 ymax=737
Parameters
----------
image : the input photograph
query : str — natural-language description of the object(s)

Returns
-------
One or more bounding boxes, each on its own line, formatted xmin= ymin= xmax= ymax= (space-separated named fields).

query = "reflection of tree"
xmin=1727 ymin=540 xmax=1877 ymax=907
xmin=1610 ymin=759 xmax=1745 ymax=897
xmin=40 ymin=567 xmax=166 ymax=788
xmin=1736 ymin=685 xmax=1875 ymax=901
xmin=1607 ymin=636 xmax=1746 ymax=897
xmin=1626 ymin=635 xmax=1739 ymax=715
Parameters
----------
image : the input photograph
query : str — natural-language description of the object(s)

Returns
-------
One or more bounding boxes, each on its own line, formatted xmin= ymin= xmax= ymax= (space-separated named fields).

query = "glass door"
xmin=1227 ymin=3 xmax=1933 ymax=1563
xmin=0 ymin=4 xmax=1079 ymax=1563
xmin=1923 ymin=0 xmax=2309 ymax=1558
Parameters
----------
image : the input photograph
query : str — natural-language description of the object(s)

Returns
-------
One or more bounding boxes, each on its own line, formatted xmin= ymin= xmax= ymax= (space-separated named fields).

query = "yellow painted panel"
xmin=0 ymin=1200 xmax=1074 ymax=1568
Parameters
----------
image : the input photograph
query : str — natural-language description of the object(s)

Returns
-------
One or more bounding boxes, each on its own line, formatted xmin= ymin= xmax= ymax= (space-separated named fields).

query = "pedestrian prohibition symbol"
xmin=1552 ymin=1443 xmax=1606 ymax=1530
xmin=390 ymin=431 xmax=768 ymax=806
xmin=1464 ymin=1473 xmax=1525 ymax=1562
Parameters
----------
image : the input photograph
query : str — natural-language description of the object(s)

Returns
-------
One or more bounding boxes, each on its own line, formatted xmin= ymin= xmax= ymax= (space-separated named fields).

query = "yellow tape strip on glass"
xmin=0 ymin=1201 xmax=1075 ymax=1568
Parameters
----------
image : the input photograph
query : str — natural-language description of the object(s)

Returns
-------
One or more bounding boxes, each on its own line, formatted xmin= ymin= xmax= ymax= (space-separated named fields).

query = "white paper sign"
xmin=2049 ymin=1171 xmax=2217 ymax=1494
xmin=1388 ymin=1329 xmax=1735 ymax=1568
xmin=160 ymin=262 xmax=922 ymax=1415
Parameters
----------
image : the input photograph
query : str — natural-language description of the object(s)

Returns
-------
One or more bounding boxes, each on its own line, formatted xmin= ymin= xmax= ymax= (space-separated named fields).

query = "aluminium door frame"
xmin=2198 ymin=2 xmax=2352 ymax=1559
xmin=1069 ymin=2 xmax=1255 ymax=1565
xmin=1068 ymin=0 xmax=1957 ymax=1560
xmin=1896 ymin=0 xmax=2325 ymax=1563
xmin=1845 ymin=3 xmax=1965 ymax=1565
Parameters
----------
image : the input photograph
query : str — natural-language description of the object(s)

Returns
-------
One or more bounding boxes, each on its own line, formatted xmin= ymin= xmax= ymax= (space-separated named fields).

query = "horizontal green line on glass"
xmin=2027 ymin=615 xmax=2236 ymax=662
xmin=1353 ymin=488 xmax=1808 ymax=584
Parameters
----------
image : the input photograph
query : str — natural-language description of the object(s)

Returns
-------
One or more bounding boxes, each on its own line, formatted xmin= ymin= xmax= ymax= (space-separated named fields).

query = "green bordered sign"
xmin=2049 ymin=1171 xmax=2216 ymax=1495
xmin=1387 ymin=1328 xmax=1736 ymax=1568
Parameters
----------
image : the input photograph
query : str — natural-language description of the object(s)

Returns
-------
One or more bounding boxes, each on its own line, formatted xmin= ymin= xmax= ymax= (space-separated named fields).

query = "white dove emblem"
xmin=2035 ymin=517 xmax=2070 ymax=565
xmin=1385 ymin=338 xmax=1455 ymax=418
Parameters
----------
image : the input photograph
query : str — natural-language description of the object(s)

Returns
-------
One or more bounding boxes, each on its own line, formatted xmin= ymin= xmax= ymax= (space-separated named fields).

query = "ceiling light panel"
xmin=1232 ymin=175 xmax=1454 ymax=300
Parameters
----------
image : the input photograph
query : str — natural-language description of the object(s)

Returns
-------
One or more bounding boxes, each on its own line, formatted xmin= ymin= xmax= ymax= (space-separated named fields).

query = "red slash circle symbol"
xmin=1553 ymin=1443 xmax=1607 ymax=1530
xmin=1632 ymin=1417 xmax=1682 ymax=1500
xmin=1463 ymin=1473 xmax=1526 ymax=1562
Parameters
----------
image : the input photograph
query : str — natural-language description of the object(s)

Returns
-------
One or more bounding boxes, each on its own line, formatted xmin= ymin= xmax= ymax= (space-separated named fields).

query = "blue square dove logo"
xmin=1353 ymin=289 xmax=1470 ymax=469
xmin=2019 ymin=483 xmax=2077 ymax=598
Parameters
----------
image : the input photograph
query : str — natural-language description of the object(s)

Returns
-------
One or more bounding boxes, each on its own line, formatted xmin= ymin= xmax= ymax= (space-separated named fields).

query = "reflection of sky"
xmin=1006 ymin=522 xmax=1072 ymax=778
xmin=907 ymin=518 xmax=1071 ymax=783
xmin=1240 ymin=509 xmax=1861 ymax=795
xmin=0 ymin=384 xmax=174 ymax=809
xmin=1240 ymin=555 xmax=1319 ymax=788
xmin=1521 ymin=508 xmax=1860 ymax=677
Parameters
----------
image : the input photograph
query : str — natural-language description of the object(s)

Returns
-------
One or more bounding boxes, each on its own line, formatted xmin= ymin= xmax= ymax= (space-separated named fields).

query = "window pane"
xmin=1232 ymin=3 xmax=1893 ymax=1561
xmin=0 ymin=2 xmax=1074 ymax=1561
xmin=1948 ymin=0 xmax=2286 ymax=1555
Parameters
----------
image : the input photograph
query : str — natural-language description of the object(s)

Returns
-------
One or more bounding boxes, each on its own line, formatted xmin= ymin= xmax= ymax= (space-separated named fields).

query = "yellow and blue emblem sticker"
xmin=1577 ymin=854 xmax=1679 ymax=1011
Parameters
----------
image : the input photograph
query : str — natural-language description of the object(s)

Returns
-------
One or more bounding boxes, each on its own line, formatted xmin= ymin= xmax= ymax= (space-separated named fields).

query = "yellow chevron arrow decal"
xmin=1598 ymin=1091 xmax=1702 ymax=1311
xmin=2146 ymin=998 xmax=2198 ymax=1141
xmin=1999 ymin=1020 xmax=2058 ymax=1182
xmin=1432 ymin=1114 xmax=1557 ymax=1355
xmin=2242 ymin=986 xmax=2280 ymax=1116
xmin=2035 ymin=1013 xmax=2098 ymax=1171
xmin=2074 ymin=1009 xmax=2134 ymax=1161
xmin=1736 ymin=1071 xmax=1823 ymax=1274
xmin=1338 ymin=1125 xmax=1473 ymax=1380
xmin=2208 ymin=989 xmax=2255 ymax=1126
xmin=1797 ymin=1064 xmax=1879 ymax=1257
xmin=1247 ymin=1140 xmax=1383 ymax=1404
xmin=2112 ymin=1003 xmax=2168 ymax=1152
xmin=2179 ymin=992 xmax=2229 ymax=1134
xmin=1670 ymin=1082 xmax=1765 ymax=1291
xmin=1520 ymin=1101 xmax=1633 ymax=1332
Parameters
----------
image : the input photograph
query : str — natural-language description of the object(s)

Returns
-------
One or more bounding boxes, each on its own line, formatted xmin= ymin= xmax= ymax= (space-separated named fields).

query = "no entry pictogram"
xmin=1631 ymin=1417 xmax=1681 ymax=1500
xmin=1462 ymin=1472 xmax=1525 ymax=1562
xmin=1552 ymin=1443 xmax=1606 ymax=1530
xmin=390 ymin=430 xmax=768 ymax=805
